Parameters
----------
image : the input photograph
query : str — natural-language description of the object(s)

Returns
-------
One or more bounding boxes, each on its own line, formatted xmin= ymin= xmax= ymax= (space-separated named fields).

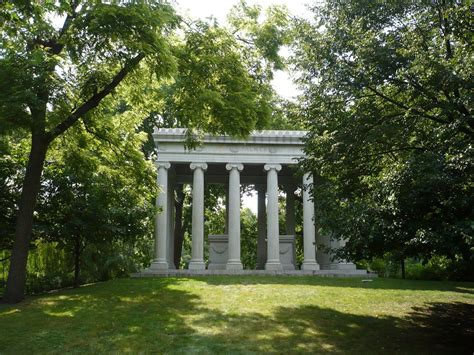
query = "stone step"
xmin=131 ymin=269 xmax=378 ymax=278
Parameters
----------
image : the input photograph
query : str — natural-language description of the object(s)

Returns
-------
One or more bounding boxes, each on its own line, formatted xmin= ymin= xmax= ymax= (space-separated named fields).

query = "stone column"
xmin=301 ymin=172 xmax=320 ymax=271
xmin=189 ymin=162 xmax=208 ymax=270
xmin=264 ymin=164 xmax=283 ymax=271
xmin=152 ymin=162 xmax=171 ymax=269
xmin=256 ymin=184 xmax=267 ymax=270
xmin=285 ymin=184 xmax=296 ymax=235
xmin=226 ymin=163 xmax=244 ymax=270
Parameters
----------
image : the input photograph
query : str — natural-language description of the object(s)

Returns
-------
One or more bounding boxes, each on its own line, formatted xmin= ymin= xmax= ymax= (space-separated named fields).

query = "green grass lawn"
xmin=0 ymin=277 xmax=473 ymax=354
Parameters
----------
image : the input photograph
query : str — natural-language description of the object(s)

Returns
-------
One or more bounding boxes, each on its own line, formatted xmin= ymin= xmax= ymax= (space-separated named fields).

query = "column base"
xmin=226 ymin=260 xmax=243 ymax=270
xmin=301 ymin=261 xmax=320 ymax=271
xmin=167 ymin=262 xmax=177 ymax=270
xmin=188 ymin=260 xmax=206 ymax=270
xmin=265 ymin=261 xmax=283 ymax=271
xmin=148 ymin=259 xmax=169 ymax=270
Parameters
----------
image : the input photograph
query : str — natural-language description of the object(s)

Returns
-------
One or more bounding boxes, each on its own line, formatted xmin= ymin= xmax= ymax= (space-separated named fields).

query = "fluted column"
xmin=226 ymin=163 xmax=244 ymax=270
xmin=264 ymin=164 xmax=283 ymax=271
xmin=256 ymin=184 xmax=267 ymax=269
xmin=302 ymin=172 xmax=320 ymax=270
xmin=189 ymin=162 xmax=207 ymax=270
xmin=152 ymin=162 xmax=171 ymax=269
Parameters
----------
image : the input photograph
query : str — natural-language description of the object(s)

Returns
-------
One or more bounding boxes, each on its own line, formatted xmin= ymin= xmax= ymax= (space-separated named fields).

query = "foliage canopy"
xmin=294 ymin=0 xmax=473 ymax=276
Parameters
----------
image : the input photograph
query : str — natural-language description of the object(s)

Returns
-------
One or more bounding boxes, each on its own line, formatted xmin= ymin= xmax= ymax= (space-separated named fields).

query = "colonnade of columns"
xmin=152 ymin=161 xmax=320 ymax=271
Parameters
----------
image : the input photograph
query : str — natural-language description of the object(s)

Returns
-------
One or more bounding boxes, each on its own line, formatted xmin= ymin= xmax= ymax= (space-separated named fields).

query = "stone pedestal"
xmin=208 ymin=234 xmax=228 ymax=270
xmin=317 ymin=234 xmax=356 ymax=270
xmin=316 ymin=234 xmax=331 ymax=269
xmin=279 ymin=235 xmax=296 ymax=270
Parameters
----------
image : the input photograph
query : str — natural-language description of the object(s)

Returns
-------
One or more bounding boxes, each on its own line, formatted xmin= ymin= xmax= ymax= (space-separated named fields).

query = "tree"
xmin=0 ymin=133 xmax=28 ymax=251
xmin=0 ymin=0 xmax=178 ymax=302
xmin=35 ymin=94 xmax=156 ymax=287
xmin=293 ymin=0 xmax=473 ymax=277
xmin=0 ymin=0 xmax=291 ymax=302
xmin=157 ymin=1 xmax=291 ymax=141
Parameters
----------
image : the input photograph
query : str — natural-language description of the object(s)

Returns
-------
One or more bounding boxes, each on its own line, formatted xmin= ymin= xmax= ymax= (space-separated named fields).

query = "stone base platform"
xmin=131 ymin=269 xmax=377 ymax=278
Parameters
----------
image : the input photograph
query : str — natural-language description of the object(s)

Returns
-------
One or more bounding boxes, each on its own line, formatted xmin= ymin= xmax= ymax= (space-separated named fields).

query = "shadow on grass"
xmin=192 ymin=302 xmax=473 ymax=353
xmin=0 ymin=279 xmax=201 ymax=352
xmin=407 ymin=302 xmax=474 ymax=351
xmin=0 ymin=278 xmax=473 ymax=353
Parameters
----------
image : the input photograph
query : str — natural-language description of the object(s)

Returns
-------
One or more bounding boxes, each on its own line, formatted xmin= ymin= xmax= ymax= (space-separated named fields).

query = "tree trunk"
xmin=400 ymin=258 xmax=406 ymax=279
xmin=173 ymin=185 xmax=185 ymax=268
xmin=3 ymin=134 xmax=48 ymax=303
xmin=73 ymin=235 xmax=82 ymax=288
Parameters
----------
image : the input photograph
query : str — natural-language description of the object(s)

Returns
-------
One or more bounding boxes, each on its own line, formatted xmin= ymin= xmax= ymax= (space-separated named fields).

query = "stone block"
xmin=208 ymin=234 xmax=228 ymax=270
xmin=279 ymin=235 xmax=296 ymax=270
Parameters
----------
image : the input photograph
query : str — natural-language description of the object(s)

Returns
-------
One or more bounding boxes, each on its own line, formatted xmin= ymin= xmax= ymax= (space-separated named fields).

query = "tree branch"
xmin=46 ymin=53 xmax=145 ymax=142
xmin=351 ymin=146 xmax=427 ymax=164
xmin=0 ymin=256 xmax=11 ymax=263
xmin=82 ymin=121 xmax=136 ymax=163
xmin=365 ymin=85 xmax=474 ymax=137
xmin=30 ymin=0 xmax=79 ymax=55
xmin=58 ymin=1 xmax=80 ymax=39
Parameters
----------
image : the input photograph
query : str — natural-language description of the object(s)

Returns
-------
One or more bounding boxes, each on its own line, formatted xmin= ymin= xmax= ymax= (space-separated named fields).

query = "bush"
xmin=359 ymin=254 xmax=473 ymax=281
xmin=405 ymin=257 xmax=450 ymax=281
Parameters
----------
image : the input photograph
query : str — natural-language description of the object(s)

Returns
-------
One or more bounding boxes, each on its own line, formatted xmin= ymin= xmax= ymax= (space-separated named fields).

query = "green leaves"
xmin=160 ymin=20 xmax=276 ymax=141
xmin=0 ymin=0 xmax=179 ymax=138
xmin=294 ymin=0 xmax=473 ymax=273
xmin=228 ymin=1 xmax=291 ymax=72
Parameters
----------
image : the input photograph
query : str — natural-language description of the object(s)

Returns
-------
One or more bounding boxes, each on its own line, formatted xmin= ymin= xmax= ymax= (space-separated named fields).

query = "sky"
xmin=172 ymin=0 xmax=312 ymax=212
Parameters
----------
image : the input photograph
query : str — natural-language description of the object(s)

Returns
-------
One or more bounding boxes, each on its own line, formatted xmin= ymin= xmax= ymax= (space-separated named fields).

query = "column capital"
xmin=190 ymin=162 xmax=208 ymax=171
xmin=226 ymin=163 xmax=244 ymax=171
xmin=156 ymin=161 xmax=171 ymax=170
xmin=264 ymin=164 xmax=282 ymax=172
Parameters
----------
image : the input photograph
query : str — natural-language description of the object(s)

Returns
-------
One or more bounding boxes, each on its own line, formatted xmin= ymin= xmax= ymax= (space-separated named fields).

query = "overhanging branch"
xmin=46 ymin=53 xmax=144 ymax=142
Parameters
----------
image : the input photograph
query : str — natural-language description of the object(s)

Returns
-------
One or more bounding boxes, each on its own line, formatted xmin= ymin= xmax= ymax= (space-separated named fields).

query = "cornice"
xmin=153 ymin=128 xmax=307 ymax=145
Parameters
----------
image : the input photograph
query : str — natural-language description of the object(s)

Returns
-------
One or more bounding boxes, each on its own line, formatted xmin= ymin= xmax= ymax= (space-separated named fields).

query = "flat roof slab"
xmin=154 ymin=128 xmax=308 ymax=165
